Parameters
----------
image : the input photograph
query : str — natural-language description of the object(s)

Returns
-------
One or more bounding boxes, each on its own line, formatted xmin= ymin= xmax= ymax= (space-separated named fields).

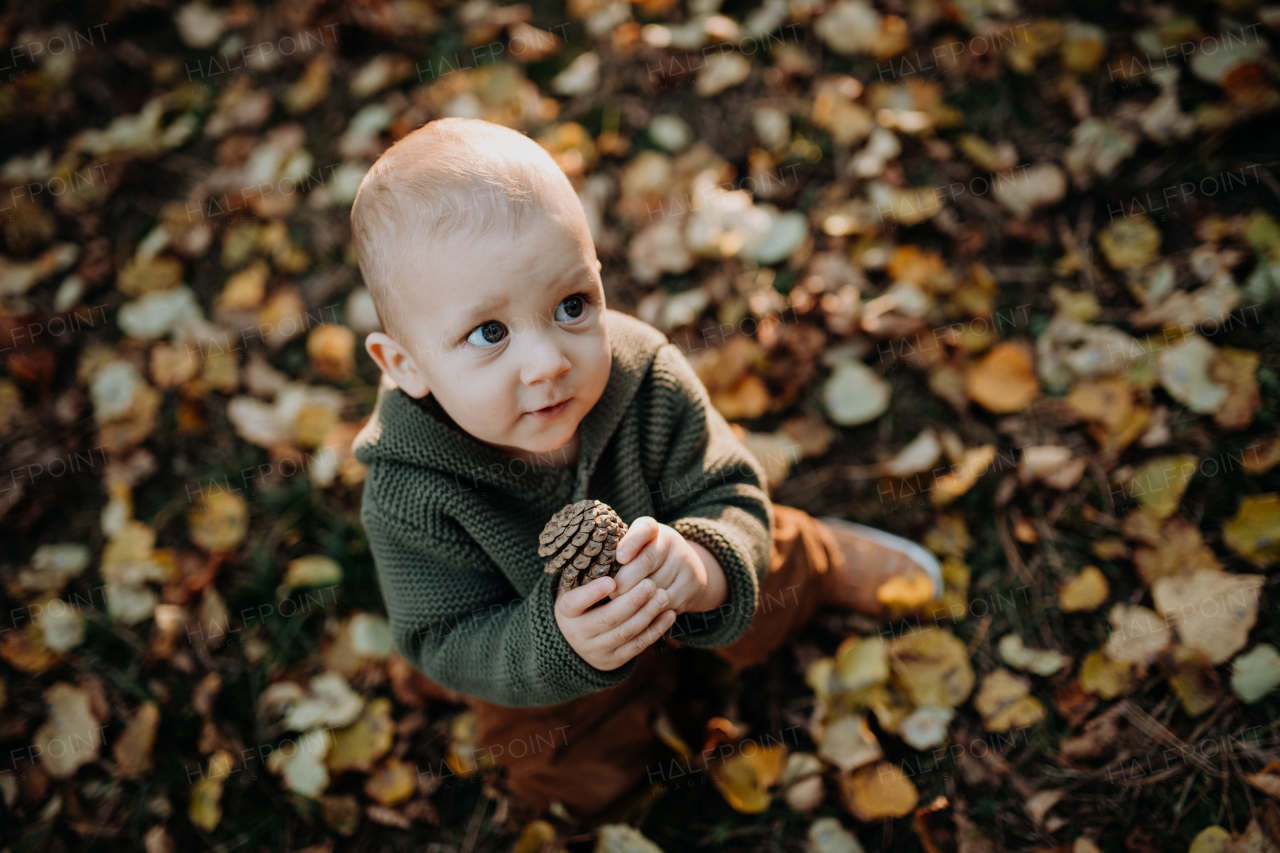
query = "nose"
xmin=518 ymin=330 xmax=571 ymax=385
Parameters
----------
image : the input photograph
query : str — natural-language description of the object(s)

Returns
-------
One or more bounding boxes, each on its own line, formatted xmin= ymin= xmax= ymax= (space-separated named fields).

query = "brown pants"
xmin=467 ymin=506 xmax=841 ymax=815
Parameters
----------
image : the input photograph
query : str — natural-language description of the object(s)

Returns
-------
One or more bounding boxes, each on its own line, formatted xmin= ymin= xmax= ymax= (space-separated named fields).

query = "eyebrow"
xmin=446 ymin=294 xmax=510 ymax=343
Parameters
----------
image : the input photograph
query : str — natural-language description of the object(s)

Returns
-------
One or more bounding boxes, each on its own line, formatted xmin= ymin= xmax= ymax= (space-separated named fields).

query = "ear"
xmin=365 ymin=332 xmax=431 ymax=398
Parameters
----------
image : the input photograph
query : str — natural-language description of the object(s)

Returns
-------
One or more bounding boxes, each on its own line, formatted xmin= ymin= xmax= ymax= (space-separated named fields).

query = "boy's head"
xmin=352 ymin=118 xmax=610 ymax=460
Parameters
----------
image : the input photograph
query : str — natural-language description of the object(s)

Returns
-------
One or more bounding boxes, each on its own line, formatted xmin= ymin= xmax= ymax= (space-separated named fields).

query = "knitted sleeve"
xmin=361 ymin=481 xmax=636 ymax=708
xmin=644 ymin=343 xmax=775 ymax=649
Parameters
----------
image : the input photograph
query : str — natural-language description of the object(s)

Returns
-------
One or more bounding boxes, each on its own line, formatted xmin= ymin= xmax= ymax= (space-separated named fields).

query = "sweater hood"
xmin=353 ymin=309 xmax=669 ymax=496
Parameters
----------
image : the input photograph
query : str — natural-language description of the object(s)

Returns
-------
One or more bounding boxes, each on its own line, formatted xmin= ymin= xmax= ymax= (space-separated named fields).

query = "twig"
xmin=996 ymin=510 xmax=1034 ymax=587
xmin=460 ymin=787 xmax=490 ymax=853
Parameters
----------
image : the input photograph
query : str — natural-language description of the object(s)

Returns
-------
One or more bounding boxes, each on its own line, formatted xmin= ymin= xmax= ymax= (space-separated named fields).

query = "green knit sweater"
xmin=353 ymin=309 xmax=774 ymax=708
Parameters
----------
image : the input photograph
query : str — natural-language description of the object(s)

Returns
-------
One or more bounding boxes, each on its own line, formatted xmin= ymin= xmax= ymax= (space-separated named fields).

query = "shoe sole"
xmin=817 ymin=517 xmax=945 ymax=600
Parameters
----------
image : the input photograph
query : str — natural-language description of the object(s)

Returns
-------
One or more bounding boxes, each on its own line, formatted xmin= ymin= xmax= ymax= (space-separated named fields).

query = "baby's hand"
xmin=554 ymin=576 xmax=676 ymax=671
xmin=611 ymin=517 xmax=727 ymax=614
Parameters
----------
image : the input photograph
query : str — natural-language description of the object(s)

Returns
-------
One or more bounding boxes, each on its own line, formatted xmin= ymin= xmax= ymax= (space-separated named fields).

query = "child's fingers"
xmin=615 ymin=609 xmax=677 ymax=662
xmin=587 ymin=578 xmax=656 ymax=634
xmin=555 ymin=576 xmax=615 ymax=618
xmin=612 ymin=528 xmax=670 ymax=599
xmin=601 ymin=585 xmax=669 ymax=650
xmin=616 ymin=517 xmax=660 ymax=564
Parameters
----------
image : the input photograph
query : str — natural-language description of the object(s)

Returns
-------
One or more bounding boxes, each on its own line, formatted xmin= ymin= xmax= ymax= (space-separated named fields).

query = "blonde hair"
xmin=350 ymin=118 xmax=578 ymax=344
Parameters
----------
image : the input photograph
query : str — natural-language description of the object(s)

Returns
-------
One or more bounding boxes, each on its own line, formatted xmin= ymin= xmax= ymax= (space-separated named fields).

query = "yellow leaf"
xmin=923 ymin=514 xmax=970 ymax=560
xmin=307 ymin=324 xmax=356 ymax=381
xmin=189 ymin=749 xmax=234 ymax=832
xmin=1167 ymin=647 xmax=1222 ymax=718
xmin=188 ymin=491 xmax=249 ymax=552
xmin=839 ymin=762 xmax=919 ymax=820
xmin=1079 ymin=649 xmax=1142 ymax=699
xmin=713 ymin=744 xmax=787 ymax=813
xmin=364 ymin=757 xmax=418 ymax=806
xmin=1151 ymin=570 xmax=1263 ymax=664
xmin=932 ymin=445 xmax=997 ymax=506
xmin=973 ymin=668 xmax=1046 ymax=732
xmin=1098 ymin=216 xmax=1161 ymax=270
xmin=1187 ymin=825 xmax=1231 ymax=853
xmin=888 ymin=628 xmax=975 ymax=708
xmin=1222 ymin=494 xmax=1280 ymax=567
xmin=512 ymin=820 xmax=557 ymax=853
xmin=328 ymin=697 xmax=394 ymax=773
xmin=834 ymin=635 xmax=889 ymax=692
xmin=284 ymin=555 xmax=344 ymax=589
xmin=965 ymin=342 xmax=1039 ymax=413
xmin=1127 ymin=455 xmax=1198 ymax=519
xmin=1059 ymin=566 xmax=1109 ymax=612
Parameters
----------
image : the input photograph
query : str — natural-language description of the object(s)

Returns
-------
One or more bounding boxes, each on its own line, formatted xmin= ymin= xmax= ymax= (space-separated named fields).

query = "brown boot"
xmin=816 ymin=517 xmax=943 ymax=617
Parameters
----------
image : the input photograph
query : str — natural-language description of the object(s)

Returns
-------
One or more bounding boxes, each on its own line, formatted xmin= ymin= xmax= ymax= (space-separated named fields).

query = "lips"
xmin=528 ymin=399 xmax=571 ymax=420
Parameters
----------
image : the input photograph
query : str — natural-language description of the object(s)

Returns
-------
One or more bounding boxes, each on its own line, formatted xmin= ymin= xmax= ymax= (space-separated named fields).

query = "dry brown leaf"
xmin=1152 ymin=570 xmax=1263 ymax=664
xmin=1212 ymin=348 xmax=1261 ymax=430
xmin=1104 ymin=603 xmax=1172 ymax=665
xmin=932 ymin=445 xmax=997 ymax=506
xmin=817 ymin=714 xmax=883 ymax=773
xmin=1166 ymin=647 xmax=1223 ymax=718
xmin=1134 ymin=518 xmax=1222 ymax=584
xmin=114 ymin=701 xmax=160 ymax=778
xmin=327 ymin=697 xmax=395 ymax=773
xmin=188 ymin=491 xmax=249 ymax=553
xmin=34 ymin=682 xmax=104 ymax=778
xmin=840 ymin=762 xmax=919 ymax=821
xmin=364 ymin=757 xmax=418 ymax=806
xmin=966 ymin=342 xmax=1040 ymax=413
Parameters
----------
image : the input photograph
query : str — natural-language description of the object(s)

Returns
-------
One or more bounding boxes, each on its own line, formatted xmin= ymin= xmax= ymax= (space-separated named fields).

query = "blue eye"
xmin=555 ymin=294 xmax=587 ymax=321
xmin=466 ymin=321 xmax=506 ymax=347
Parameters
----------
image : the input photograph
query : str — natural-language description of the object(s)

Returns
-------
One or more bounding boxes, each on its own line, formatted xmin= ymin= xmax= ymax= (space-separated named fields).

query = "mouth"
xmin=527 ymin=398 xmax=572 ymax=421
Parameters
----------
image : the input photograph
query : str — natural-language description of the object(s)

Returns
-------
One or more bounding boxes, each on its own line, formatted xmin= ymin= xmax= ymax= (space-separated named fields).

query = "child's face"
xmin=366 ymin=209 xmax=611 ymax=459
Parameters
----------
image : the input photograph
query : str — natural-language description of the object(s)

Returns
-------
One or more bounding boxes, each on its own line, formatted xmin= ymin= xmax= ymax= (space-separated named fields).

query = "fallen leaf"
xmin=327 ymin=697 xmax=395 ymax=773
xmin=840 ymin=762 xmax=918 ymax=821
xmin=1098 ymin=216 xmax=1160 ymax=270
xmin=966 ymin=342 xmax=1039 ymax=413
xmin=364 ymin=757 xmax=417 ymax=806
xmin=823 ymin=357 xmax=890 ymax=425
xmin=114 ymin=702 xmax=159 ymax=778
xmin=188 ymin=491 xmax=249 ymax=552
xmin=808 ymin=816 xmax=866 ymax=853
xmin=998 ymin=634 xmax=1070 ymax=676
xmin=1059 ymin=567 xmax=1110 ymax=612
xmin=899 ymin=707 xmax=954 ymax=750
xmin=1166 ymin=647 xmax=1222 ymax=718
xmin=1080 ymin=650 xmax=1142 ymax=699
xmin=33 ymin=682 xmax=103 ymax=778
xmin=888 ymin=628 xmax=976 ymax=708
xmin=932 ymin=445 xmax=997 ymax=506
xmin=282 ymin=672 xmax=366 ymax=731
xmin=284 ymin=555 xmax=344 ymax=588
xmin=1232 ymin=644 xmax=1280 ymax=704
xmin=714 ymin=743 xmax=787 ymax=813
xmin=267 ymin=730 xmax=333 ymax=797
xmin=1024 ymin=788 xmax=1065 ymax=826
xmin=1222 ymin=494 xmax=1280 ymax=567
xmin=1134 ymin=519 xmax=1222 ymax=584
xmin=1152 ymin=570 xmax=1263 ymax=664
xmin=973 ymin=668 xmax=1046 ymax=732
xmin=834 ymin=635 xmax=890 ymax=692
xmin=189 ymin=749 xmax=234 ymax=831
xmin=1127 ymin=455 xmax=1199 ymax=519
xmin=595 ymin=823 xmax=666 ymax=853
xmin=817 ymin=714 xmax=882 ymax=773
xmin=307 ymin=324 xmax=356 ymax=381
xmin=1157 ymin=335 xmax=1228 ymax=414
xmin=1189 ymin=826 xmax=1232 ymax=853
xmin=513 ymin=820 xmax=558 ymax=853
xmin=1104 ymin=603 xmax=1172 ymax=665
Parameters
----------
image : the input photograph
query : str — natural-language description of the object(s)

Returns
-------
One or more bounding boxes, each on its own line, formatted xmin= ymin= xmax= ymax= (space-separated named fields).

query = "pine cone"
xmin=538 ymin=500 xmax=628 ymax=600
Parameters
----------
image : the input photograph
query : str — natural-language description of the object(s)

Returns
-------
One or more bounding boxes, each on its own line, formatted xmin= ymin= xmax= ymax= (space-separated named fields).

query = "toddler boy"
xmin=351 ymin=117 xmax=942 ymax=815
